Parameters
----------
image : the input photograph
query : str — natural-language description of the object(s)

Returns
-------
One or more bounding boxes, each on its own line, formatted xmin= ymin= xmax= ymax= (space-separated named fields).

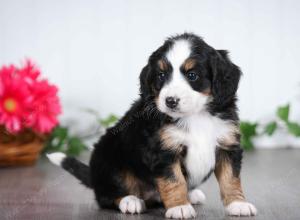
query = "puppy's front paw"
xmin=226 ymin=201 xmax=257 ymax=216
xmin=119 ymin=195 xmax=146 ymax=214
xmin=188 ymin=189 xmax=206 ymax=205
xmin=165 ymin=203 xmax=196 ymax=219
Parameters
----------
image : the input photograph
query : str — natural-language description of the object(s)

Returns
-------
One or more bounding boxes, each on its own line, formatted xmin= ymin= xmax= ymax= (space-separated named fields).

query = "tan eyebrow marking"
xmin=183 ymin=59 xmax=196 ymax=71
xmin=158 ymin=59 xmax=168 ymax=71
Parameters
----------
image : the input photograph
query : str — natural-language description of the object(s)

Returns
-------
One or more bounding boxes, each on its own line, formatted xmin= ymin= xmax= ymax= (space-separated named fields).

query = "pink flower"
xmin=0 ymin=60 xmax=61 ymax=134
xmin=26 ymin=80 xmax=61 ymax=133
xmin=0 ymin=65 xmax=33 ymax=133
xmin=17 ymin=60 xmax=40 ymax=84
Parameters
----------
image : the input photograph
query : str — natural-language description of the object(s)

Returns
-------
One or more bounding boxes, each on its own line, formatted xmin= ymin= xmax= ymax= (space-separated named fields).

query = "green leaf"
xmin=44 ymin=126 xmax=67 ymax=152
xmin=44 ymin=125 xmax=87 ymax=156
xmin=54 ymin=126 xmax=68 ymax=137
xmin=240 ymin=122 xmax=257 ymax=138
xmin=264 ymin=121 xmax=277 ymax=136
xmin=241 ymin=136 xmax=254 ymax=151
xmin=277 ymin=104 xmax=290 ymax=122
xmin=66 ymin=137 xmax=87 ymax=156
xmin=287 ymin=122 xmax=300 ymax=137
xmin=99 ymin=114 xmax=119 ymax=128
xmin=240 ymin=121 xmax=257 ymax=150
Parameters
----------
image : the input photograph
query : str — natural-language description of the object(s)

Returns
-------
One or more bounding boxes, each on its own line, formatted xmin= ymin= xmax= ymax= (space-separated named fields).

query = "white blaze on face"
xmin=157 ymin=39 xmax=209 ymax=118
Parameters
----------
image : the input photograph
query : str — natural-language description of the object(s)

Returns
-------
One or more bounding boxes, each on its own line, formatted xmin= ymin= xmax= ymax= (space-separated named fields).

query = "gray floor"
xmin=0 ymin=149 xmax=299 ymax=220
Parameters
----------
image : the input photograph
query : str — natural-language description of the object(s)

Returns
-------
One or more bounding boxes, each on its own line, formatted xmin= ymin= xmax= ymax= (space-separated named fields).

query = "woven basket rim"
xmin=0 ymin=126 xmax=48 ymax=166
xmin=0 ymin=125 xmax=48 ymax=144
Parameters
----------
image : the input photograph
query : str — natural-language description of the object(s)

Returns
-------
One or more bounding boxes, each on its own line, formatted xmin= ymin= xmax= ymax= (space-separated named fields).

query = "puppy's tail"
xmin=46 ymin=152 xmax=92 ymax=188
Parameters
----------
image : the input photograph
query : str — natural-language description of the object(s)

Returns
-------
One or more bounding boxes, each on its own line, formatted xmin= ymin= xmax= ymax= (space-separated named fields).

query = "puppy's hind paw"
xmin=119 ymin=195 xmax=146 ymax=214
xmin=226 ymin=201 xmax=257 ymax=216
xmin=165 ymin=203 xmax=196 ymax=219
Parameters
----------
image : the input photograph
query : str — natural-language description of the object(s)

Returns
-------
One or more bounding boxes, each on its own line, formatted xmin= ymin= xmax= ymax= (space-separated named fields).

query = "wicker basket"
xmin=0 ymin=126 xmax=47 ymax=167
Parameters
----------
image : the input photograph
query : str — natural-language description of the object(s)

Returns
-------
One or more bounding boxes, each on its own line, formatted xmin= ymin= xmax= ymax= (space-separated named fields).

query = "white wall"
xmin=0 ymin=0 xmax=300 ymax=146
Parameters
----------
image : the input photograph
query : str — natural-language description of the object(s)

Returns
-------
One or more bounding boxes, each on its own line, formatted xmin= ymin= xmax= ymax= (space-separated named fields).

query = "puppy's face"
xmin=140 ymin=34 xmax=241 ymax=119
xmin=156 ymin=40 xmax=211 ymax=118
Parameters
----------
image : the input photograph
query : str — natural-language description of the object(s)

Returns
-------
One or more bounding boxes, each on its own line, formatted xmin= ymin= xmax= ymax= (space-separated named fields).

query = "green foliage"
xmin=44 ymin=126 xmax=87 ymax=156
xmin=286 ymin=122 xmax=300 ymax=137
xmin=240 ymin=122 xmax=257 ymax=137
xmin=276 ymin=104 xmax=300 ymax=137
xmin=240 ymin=122 xmax=257 ymax=150
xmin=241 ymin=138 xmax=255 ymax=151
xmin=99 ymin=114 xmax=119 ymax=127
xmin=84 ymin=108 xmax=119 ymax=128
xmin=264 ymin=121 xmax=277 ymax=136
xmin=66 ymin=137 xmax=86 ymax=155
xmin=276 ymin=104 xmax=289 ymax=122
xmin=43 ymin=113 xmax=119 ymax=156
xmin=240 ymin=103 xmax=300 ymax=150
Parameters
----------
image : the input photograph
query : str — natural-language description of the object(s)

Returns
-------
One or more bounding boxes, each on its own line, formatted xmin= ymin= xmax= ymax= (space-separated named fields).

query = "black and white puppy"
xmin=48 ymin=33 xmax=257 ymax=219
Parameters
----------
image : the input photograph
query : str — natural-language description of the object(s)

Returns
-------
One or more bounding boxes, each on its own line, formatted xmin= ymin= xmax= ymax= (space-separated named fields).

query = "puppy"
xmin=48 ymin=33 xmax=257 ymax=219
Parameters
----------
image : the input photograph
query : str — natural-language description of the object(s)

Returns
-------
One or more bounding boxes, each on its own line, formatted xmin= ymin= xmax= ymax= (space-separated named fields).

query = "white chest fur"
xmin=166 ymin=113 xmax=236 ymax=188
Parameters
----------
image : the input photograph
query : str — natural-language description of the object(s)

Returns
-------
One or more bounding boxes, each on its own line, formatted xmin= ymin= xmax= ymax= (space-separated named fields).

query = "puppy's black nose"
xmin=165 ymin=97 xmax=179 ymax=109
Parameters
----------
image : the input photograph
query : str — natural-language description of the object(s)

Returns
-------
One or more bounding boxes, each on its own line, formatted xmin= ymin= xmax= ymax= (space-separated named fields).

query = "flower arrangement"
xmin=0 ymin=60 xmax=61 ymax=133
xmin=0 ymin=60 xmax=61 ymax=166
xmin=0 ymin=60 xmax=119 ymax=166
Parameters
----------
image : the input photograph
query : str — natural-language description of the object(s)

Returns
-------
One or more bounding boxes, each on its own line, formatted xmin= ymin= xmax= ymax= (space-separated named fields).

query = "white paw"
xmin=165 ymin=203 xmax=196 ymax=219
xmin=119 ymin=195 xmax=146 ymax=214
xmin=226 ymin=201 xmax=257 ymax=216
xmin=188 ymin=189 xmax=206 ymax=205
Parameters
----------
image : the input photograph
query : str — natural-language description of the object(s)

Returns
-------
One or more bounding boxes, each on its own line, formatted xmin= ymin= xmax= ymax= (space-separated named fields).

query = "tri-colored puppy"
xmin=48 ymin=33 xmax=257 ymax=219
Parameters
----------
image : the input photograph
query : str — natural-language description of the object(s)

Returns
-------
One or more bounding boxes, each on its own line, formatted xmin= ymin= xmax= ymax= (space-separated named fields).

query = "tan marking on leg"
xmin=156 ymin=162 xmax=189 ymax=209
xmin=215 ymin=156 xmax=245 ymax=206
xmin=122 ymin=171 xmax=141 ymax=197
xmin=115 ymin=197 xmax=122 ymax=206
xmin=121 ymin=171 xmax=159 ymax=203
xmin=114 ymin=172 xmax=141 ymax=207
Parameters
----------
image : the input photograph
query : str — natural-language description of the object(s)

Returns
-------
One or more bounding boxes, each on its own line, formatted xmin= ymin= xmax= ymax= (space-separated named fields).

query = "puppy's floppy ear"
xmin=210 ymin=50 xmax=242 ymax=106
xmin=139 ymin=64 xmax=151 ymax=98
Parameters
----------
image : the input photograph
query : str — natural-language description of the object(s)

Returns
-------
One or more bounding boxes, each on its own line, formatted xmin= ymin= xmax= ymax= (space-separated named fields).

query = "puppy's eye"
xmin=158 ymin=72 xmax=167 ymax=81
xmin=187 ymin=72 xmax=199 ymax=81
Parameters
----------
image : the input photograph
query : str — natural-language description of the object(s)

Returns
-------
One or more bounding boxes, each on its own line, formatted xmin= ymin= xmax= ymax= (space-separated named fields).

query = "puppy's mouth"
xmin=163 ymin=108 xmax=187 ymax=118
xmin=169 ymin=107 xmax=180 ymax=113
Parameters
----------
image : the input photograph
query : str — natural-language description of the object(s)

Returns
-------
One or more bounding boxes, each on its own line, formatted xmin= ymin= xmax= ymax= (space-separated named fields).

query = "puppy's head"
xmin=140 ymin=33 xmax=241 ymax=118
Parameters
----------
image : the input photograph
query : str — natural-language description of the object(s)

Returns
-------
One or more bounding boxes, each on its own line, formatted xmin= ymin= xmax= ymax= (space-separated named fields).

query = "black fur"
xmin=62 ymin=157 xmax=91 ymax=187
xmin=58 ymin=33 xmax=243 ymax=211
xmin=215 ymin=146 xmax=243 ymax=178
